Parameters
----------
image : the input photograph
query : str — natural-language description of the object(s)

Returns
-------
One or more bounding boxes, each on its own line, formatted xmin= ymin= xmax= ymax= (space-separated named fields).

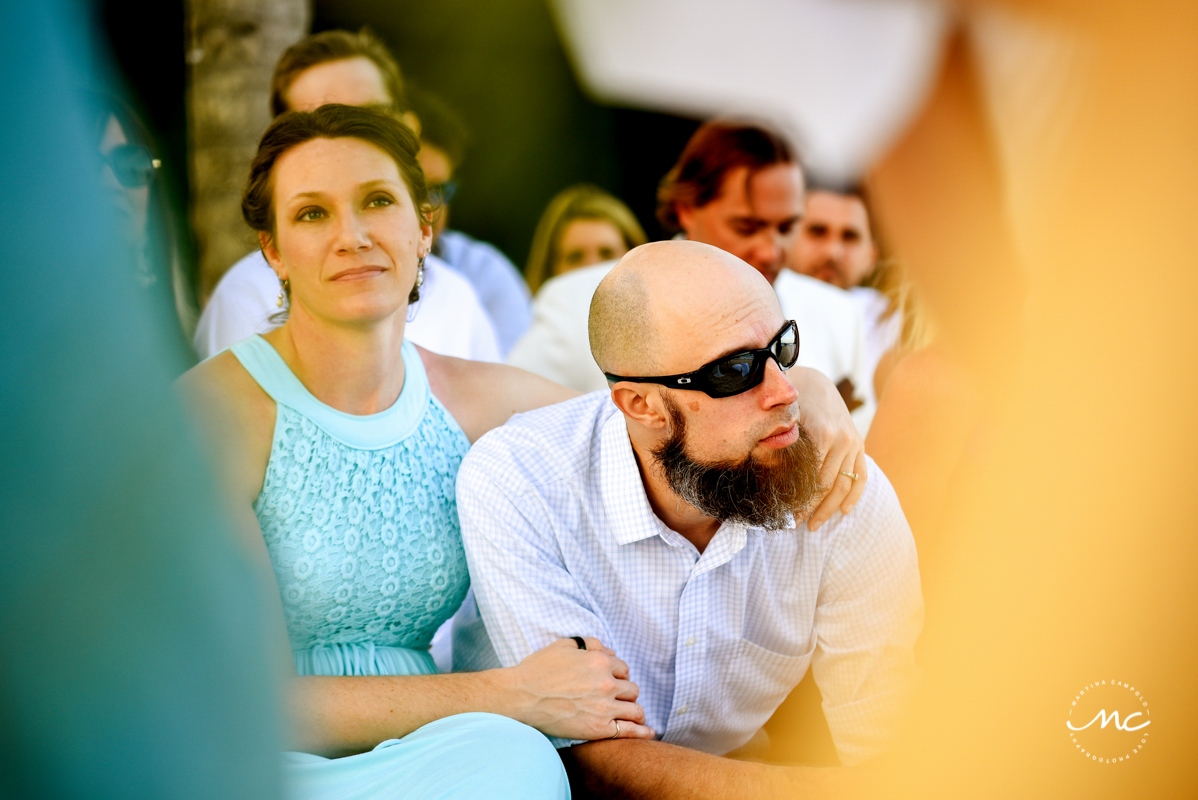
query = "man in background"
xmin=791 ymin=185 xmax=907 ymax=408
xmin=508 ymin=120 xmax=875 ymax=433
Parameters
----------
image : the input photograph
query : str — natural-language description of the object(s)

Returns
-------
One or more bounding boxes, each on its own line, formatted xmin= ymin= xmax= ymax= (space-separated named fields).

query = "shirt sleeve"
xmin=456 ymin=436 xmax=616 ymax=747
xmin=410 ymin=258 xmax=502 ymax=362
xmin=445 ymin=263 xmax=501 ymax=363
xmin=436 ymin=230 xmax=532 ymax=358
xmin=809 ymin=464 xmax=924 ymax=766
xmin=456 ymin=438 xmax=615 ymax=664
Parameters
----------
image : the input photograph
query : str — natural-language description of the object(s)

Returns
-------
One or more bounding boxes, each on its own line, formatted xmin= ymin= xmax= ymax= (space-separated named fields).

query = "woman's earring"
xmin=276 ymin=278 xmax=289 ymax=308
xmin=409 ymin=257 xmax=425 ymax=304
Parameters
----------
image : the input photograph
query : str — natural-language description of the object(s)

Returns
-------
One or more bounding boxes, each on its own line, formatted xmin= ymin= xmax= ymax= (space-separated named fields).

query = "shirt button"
xmin=678 ymin=705 xmax=689 ymax=715
xmin=685 ymin=637 xmax=696 ymax=647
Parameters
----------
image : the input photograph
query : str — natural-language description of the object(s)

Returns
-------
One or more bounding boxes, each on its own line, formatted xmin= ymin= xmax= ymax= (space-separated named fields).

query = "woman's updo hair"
xmin=241 ymin=103 xmax=433 ymax=242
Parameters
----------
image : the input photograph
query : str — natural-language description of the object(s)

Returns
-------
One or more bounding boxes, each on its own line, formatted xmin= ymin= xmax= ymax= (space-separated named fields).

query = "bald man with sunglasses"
xmin=458 ymin=241 xmax=922 ymax=797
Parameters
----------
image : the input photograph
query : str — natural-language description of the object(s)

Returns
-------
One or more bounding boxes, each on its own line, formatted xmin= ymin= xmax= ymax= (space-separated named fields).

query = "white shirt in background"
xmin=506 ymin=262 xmax=612 ymax=394
xmin=435 ymin=229 xmax=532 ymax=358
xmin=192 ymin=250 xmax=501 ymax=363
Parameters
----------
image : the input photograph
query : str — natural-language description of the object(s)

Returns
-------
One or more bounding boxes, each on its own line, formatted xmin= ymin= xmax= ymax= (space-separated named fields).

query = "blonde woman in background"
xmin=523 ymin=184 xmax=647 ymax=295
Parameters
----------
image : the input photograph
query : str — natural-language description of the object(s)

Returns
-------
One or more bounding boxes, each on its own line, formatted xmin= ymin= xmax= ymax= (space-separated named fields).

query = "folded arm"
xmin=556 ymin=482 xmax=922 ymax=796
xmin=288 ymin=637 xmax=648 ymax=757
xmin=561 ymin=739 xmax=873 ymax=800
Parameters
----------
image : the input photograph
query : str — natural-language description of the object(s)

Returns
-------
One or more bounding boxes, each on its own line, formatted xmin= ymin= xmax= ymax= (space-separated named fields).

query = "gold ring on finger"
xmin=840 ymin=471 xmax=859 ymax=482
xmin=610 ymin=720 xmax=621 ymax=739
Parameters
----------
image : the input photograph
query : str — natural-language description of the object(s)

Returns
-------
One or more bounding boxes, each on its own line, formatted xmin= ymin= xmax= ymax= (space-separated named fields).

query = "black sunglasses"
xmin=604 ymin=320 xmax=799 ymax=399
xmin=103 ymin=144 xmax=159 ymax=188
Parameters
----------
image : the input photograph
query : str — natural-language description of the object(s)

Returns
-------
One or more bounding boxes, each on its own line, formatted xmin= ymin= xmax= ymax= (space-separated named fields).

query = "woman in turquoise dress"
xmin=180 ymin=105 xmax=864 ymax=798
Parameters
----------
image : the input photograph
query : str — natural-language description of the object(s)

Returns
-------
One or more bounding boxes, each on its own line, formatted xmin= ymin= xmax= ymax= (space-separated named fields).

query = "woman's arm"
xmin=291 ymin=637 xmax=652 ymax=758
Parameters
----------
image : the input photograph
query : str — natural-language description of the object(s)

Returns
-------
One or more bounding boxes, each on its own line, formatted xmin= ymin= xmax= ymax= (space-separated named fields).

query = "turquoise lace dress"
xmin=231 ymin=335 xmax=568 ymax=800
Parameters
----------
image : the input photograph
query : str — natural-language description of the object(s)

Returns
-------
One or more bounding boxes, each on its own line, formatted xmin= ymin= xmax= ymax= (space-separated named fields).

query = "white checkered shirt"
xmin=457 ymin=391 xmax=922 ymax=764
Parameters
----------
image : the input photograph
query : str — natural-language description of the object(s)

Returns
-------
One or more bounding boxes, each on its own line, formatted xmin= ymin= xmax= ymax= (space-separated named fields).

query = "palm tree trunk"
xmin=186 ymin=0 xmax=310 ymax=303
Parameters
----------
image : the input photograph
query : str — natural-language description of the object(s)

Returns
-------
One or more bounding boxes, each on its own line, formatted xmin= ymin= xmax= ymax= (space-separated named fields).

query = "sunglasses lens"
xmin=707 ymin=354 xmax=760 ymax=396
xmin=775 ymin=324 xmax=799 ymax=368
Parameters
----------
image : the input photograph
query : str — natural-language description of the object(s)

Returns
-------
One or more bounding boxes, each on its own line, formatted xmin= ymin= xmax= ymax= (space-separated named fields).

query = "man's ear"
xmin=259 ymin=231 xmax=286 ymax=280
xmin=610 ymin=384 xmax=670 ymax=430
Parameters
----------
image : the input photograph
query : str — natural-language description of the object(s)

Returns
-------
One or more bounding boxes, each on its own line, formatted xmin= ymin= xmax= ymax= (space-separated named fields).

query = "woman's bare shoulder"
xmin=417 ymin=346 xmax=579 ymax=443
xmin=177 ymin=352 xmax=276 ymax=443
xmin=179 ymin=351 xmax=250 ymax=395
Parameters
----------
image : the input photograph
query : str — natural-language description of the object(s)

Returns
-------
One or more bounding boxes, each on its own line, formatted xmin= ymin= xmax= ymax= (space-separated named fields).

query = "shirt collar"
xmin=598 ymin=409 xmax=663 ymax=546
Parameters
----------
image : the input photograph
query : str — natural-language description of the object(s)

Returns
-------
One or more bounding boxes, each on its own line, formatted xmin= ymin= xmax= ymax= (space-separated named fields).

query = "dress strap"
xmin=230 ymin=335 xmax=432 ymax=449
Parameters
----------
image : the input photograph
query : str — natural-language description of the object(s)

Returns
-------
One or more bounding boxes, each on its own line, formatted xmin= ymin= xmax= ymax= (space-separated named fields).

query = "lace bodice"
xmin=232 ymin=336 xmax=471 ymax=654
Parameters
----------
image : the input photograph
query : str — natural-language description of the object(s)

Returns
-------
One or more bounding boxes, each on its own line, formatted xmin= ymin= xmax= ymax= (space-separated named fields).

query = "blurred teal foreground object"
xmin=0 ymin=2 xmax=282 ymax=798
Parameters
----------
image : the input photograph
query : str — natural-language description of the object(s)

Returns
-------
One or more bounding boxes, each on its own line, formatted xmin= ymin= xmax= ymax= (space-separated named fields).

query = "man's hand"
xmin=787 ymin=367 xmax=867 ymax=530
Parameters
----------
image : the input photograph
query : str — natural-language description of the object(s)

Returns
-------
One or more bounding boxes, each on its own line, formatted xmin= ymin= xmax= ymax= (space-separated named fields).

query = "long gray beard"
xmin=652 ymin=395 xmax=824 ymax=529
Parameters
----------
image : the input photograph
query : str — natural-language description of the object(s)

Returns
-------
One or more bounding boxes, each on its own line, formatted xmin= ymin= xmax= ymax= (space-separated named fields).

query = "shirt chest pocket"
xmin=719 ymin=637 xmax=816 ymax=726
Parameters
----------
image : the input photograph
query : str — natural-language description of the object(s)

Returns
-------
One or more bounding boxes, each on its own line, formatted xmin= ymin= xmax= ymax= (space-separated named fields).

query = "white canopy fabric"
xmin=549 ymin=0 xmax=951 ymax=184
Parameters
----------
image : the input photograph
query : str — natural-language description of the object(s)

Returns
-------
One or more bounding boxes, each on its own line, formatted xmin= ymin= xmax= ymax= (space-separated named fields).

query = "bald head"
xmin=589 ymin=240 xmax=781 ymax=377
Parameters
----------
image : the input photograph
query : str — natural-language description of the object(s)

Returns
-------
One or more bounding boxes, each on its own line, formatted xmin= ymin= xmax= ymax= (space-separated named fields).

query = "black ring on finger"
xmin=571 ymin=636 xmax=587 ymax=650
